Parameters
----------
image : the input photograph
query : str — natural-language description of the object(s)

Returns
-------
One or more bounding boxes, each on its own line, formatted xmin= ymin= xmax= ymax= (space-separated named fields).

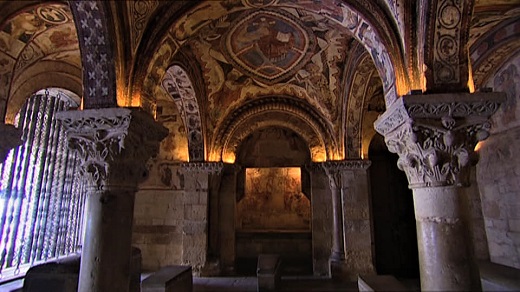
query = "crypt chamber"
xmin=0 ymin=0 xmax=519 ymax=291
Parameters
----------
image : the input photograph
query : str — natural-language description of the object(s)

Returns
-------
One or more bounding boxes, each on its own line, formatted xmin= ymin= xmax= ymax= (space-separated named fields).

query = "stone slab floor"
xmin=193 ymin=277 xmax=359 ymax=292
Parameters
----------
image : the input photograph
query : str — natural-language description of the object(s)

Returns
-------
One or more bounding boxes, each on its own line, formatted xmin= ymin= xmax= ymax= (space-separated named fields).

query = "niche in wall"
xmin=232 ymin=126 xmax=313 ymax=275
xmin=237 ymin=167 xmax=310 ymax=231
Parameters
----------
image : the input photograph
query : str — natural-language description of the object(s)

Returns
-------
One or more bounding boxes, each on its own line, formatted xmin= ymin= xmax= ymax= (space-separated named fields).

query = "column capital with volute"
xmin=181 ymin=161 xmax=224 ymax=175
xmin=374 ymin=92 xmax=504 ymax=188
xmin=56 ymin=107 xmax=168 ymax=191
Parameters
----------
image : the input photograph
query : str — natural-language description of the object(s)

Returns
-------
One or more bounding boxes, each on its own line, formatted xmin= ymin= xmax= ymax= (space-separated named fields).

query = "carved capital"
xmin=181 ymin=162 xmax=224 ymax=175
xmin=56 ymin=108 xmax=168 ymax=190
xmin=320 ymin=160 xmax=372 ymax=189
xmin=375 ymin=92 xmax=504 ymax=188
xmin=0 ymin=123 xmax=23 ymax=162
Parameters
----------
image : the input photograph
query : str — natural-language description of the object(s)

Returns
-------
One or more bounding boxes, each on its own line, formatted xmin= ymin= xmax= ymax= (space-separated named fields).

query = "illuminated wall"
xmin=236 ymin=167 xmax=311 ymax=231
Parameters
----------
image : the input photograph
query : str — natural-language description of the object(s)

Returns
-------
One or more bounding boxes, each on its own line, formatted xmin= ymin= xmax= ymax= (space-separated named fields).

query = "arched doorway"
xmin=233 ymin=127 xmax=313 ymax=276
xmin=369 ymin=134 xmax=419 ymax=278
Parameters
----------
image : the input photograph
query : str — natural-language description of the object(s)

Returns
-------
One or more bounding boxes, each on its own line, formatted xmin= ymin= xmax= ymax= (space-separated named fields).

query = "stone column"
xmin=322 ymin=161 xmax=346 ymax=269
xmin=0 ymin=123 xmax=22 ymax=162
xmin=56 ymin=108 xmax=167 ymax=292
xmin=219 ymin=163 xmax=240 ymax=274
xmin=321 ymin=160 xmax=375 ymax=280
xmin=340 ymin=160 xmax=375 ymax=280
xmin=180 ymin=161 xmax=223 ymax=275
xmin=374 ymin=92 xmax=504 ymax=291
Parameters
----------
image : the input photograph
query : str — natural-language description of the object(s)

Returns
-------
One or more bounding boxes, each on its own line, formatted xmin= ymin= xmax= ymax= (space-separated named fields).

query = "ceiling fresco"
xmin=0 ymin=3 xmax=80 ymax=122
xmin=155 ymin=0 xmax=394 ymax=161
xmin=0 ymin=0 xmax=519 ymax=164
xmin=223 ymin=9 xmax=316 ymax=85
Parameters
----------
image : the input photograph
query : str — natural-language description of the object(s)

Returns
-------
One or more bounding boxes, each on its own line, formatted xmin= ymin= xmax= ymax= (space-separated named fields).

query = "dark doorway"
xmin=369 ymin=134 xmax=419 ymax=278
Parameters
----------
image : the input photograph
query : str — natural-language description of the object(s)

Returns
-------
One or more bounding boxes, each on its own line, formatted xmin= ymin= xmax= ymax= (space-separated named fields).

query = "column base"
xmin=330 ymin=258 xmax=348 ymax=281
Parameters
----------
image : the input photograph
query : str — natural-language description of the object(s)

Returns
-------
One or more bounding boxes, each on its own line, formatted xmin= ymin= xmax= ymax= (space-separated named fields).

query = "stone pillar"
xmin=321 ymin=160 xmax=375 ymax=280
xmin=322 ymin=161 xmax=346 ymax=277
xmin=56 ymin=108 xmax=167 ymax=292
xmin=0 ymin=123 xmax=22 ymax=162
xmin=341 ymin=160 xmax=375 ymax=280
xmin=180 ymin=162 xmax=223 ymax=275
xmin=308 ymin=164 xmax=332 ymax=277
xmin=374 ymin=92 xmax=504 ymax=291
xmin=219 ymin=163 xmax=240 ymax=274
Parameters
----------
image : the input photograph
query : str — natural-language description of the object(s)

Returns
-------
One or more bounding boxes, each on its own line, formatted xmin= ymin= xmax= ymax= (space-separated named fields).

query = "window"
xmin=0 ymin=89 xmax=86 ymax=280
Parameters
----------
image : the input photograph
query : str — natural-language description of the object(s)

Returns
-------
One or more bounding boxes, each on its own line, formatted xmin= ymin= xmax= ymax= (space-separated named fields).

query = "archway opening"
xmin=233 ymin=127 xmax=313 ymax=276
xmin=369 ymin=134 xmax=419 ymax=278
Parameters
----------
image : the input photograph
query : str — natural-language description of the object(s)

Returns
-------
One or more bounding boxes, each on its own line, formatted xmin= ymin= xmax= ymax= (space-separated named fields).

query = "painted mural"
xmin=185 ymin=5 xmax=351 ymax=138
xmin=0 ymin=3 xmax=79 ymax=121
xmin=236 ymin=167 xmax=310 ymax=231
xmin=148 ymin=0 xmax=402 ymax=161
xmin=487 ymin=53 xmax=520 ymax=132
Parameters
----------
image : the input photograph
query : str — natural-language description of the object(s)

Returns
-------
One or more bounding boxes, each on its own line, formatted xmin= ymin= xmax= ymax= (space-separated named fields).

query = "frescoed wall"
xmin=237 ymin=167 xmax=310 ymax=231
xmin=477 ymin=53 xmax=520 ymax=268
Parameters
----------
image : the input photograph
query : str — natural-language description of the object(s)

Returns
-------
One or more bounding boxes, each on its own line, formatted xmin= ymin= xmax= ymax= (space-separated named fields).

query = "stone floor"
xmin=193 ymin=277 xmax=359 ymax=292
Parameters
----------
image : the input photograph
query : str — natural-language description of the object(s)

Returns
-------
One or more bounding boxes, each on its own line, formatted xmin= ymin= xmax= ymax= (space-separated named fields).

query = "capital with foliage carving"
xmin=56 ymin=108 xmax=168 ymax=190
xmin=320 ymin=160 xmax=371 ymax=189
xmin=374 ymin=92 xmax=504 ymax=188
xmin=181 ymin=162 xmax=224 ymax=175
xmin=0 ymin=123 xmax=23 ymax=162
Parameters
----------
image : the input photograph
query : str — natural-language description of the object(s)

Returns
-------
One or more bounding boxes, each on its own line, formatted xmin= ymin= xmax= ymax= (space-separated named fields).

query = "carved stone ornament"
xmin=181 ymin=162 xmax=224 ymax=175
xmin=56 ymin=108 xmax=168 ymax=190
xmin=374 ymin=92 xmax=504 ymax=188
xmin=0 ymin=123 xmax=23 ymax=162
xmin=319 ymin=160 xmax=372 ymax=189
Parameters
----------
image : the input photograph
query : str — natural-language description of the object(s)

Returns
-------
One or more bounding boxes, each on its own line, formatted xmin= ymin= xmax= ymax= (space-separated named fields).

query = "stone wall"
xmin=477 ymin=52 xmax=520 ymax=268
xmin=342 ymin=167 xmax=375 ymax=280
xmin=133 ymin=163 xmax=185 ymax=271
xmin=310 ymin=168 xmax=333 ymax=277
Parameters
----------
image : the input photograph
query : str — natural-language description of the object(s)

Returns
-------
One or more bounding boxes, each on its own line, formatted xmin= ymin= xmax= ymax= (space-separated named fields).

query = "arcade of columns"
xmin=0 ymin=89 xmax=504 ymax=291
xmin=0 ymin=1 xmax=510 ymax=291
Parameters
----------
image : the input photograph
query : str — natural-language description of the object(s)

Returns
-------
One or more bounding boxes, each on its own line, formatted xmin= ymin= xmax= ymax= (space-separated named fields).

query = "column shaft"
xmin=79 ymin=189 xmax=135 ymax=292
xmin=330 ymin=185 xmax=345 ymax=261
xmin=57 ymin=108 xmax=167 ymax=292
xmin=374 ymin=93 xmax=504 ymax=291
xmin=413 ymin=186 xmax=478 ymax=291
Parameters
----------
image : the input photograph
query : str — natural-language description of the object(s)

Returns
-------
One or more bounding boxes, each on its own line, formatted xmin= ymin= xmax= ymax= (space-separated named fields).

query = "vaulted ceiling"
xmin=0 ymin=0 xmax=519 ymax=163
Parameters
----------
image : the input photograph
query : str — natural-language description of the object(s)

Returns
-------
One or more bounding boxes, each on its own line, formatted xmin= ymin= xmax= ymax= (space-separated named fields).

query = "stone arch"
xmin=471 ymin=18 xmax=520 ymax=88
xmin=422 ymin=0 xmax=475 ymax=92
xmin=343 ymin=48 xmax=382 ymax=159
xmin=318 ymin=0 xmax=407 ymax=106
xmin=212 ymin=97 xmax=334 ymax=163
xmin=137 ymin=0 xmax=408 ymax=114
xmin=0 ymin=2 xmax=82 ymax=122
xmin=6 ymin=62 xmax=82 ymax=123
xmin=161 ymin=64 xmax=205 ymax=162
xmin=69 ymin=0 xmax=117 ymax=109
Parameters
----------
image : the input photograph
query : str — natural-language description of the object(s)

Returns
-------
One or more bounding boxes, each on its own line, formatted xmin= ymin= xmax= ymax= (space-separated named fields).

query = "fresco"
xmin=0 ymin=3 xmax=79 ymax=121
xmin=486 ymin=53 xmax=520 ymax=132
xmin=187 ymin=7 xmax=351 ymax=129
xmin=236 ymin=167 xmax=311 ymax=231
xmin=162 ymin=65 xmax=204 ymax=161
xmin=145 ymin=0 xmax=402 ymax=161
xmin=224 ymin=9 xmax=315 ymax=84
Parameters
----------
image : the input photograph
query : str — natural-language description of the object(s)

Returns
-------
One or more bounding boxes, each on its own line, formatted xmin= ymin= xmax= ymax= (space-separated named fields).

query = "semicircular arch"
xmin=212 ymin=96 xmax=336 ymax=163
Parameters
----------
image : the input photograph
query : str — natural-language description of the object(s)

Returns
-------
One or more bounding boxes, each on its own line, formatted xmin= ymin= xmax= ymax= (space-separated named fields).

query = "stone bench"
xmin=142 ymin=265 xmax=193 ymax=292
xmin=358 ymin=275 xmax=408 ymax=292
xmin=479 ymin=261 xmax=520 ymax=291
xmin=257 ymin=254 xmax=282 ymax=292
xmin=23 ymin=255 xmax=80 ymax=292
xmin=23 ymin=247 xmax=141 ymax=292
